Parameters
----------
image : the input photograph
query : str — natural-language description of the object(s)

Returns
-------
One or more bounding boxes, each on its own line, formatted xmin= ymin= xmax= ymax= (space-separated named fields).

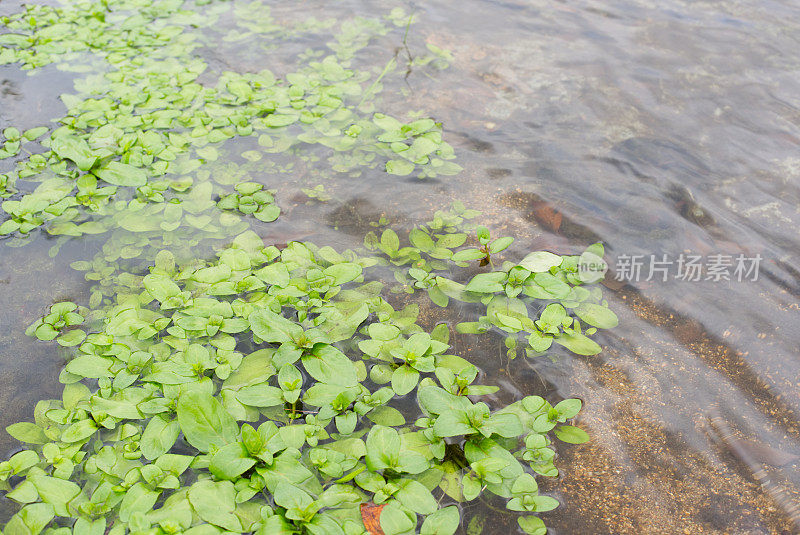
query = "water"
xmin=1 ymin=0 xmax=799 ymax=532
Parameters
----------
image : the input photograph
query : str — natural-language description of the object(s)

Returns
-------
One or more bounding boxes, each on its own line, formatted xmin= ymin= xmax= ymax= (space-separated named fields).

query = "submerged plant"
xmin=4 ymin=228 xmax=604 ymax=535
xmin=365 ymin=206 xmax=617 ymax=360
xmin=301 ymin=185 xmax=332 ymax=203
xmin=25 ymin=302 xmax=87 ymax=348
xmin=0 ymin=1 xmax=618 ymax=534
xmin=217 ymin=183 xmax=280 ymax=223
xmin=0 ymin=0 xmax=461 ymax=249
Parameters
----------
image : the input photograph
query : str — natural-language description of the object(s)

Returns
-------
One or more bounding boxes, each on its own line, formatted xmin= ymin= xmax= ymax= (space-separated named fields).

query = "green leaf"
xmin=483 ymin=412 xmax=523 ymax=438
xmin=381 ymin=229 xmax=400 ymax=252
xmin=467 ymin=514 xmax=486 ymax=535
xmin=532 ymin=495 xmax=559 ymax=512
xmin=33 ymin=324 xmax=58 ymax=341
xmin=235 ymin=384 xmax=284 ymax=407
xmin=409 ymin=118 xmax=435 ymax=134
xmin=391 ymin=364 xmax=419 ymax=396
xmin=8 ymin=451 xmax=39 ymax=473
xmin=554 ymin=332 xmax=601 ymax=355
xmin=369 ymin=363 xmax=393 ymax=384
xmin=451 ymin=248 xmax=484 ymax=262
xmin=94 ymin=161 xmax=147 ymax=186
xmin=23 ymin=127 xmax=48 ymax=141
xmin=396 ymin=479 xmax=437 ymax=514
xmin=386 ymin=159 xmax=415 ymax=176
xmin=303 ymin=344 xmax=357 ymax=386
xmin=527 ymin=272 xmax=570 ymax=299
xmin=254 ymin=204 xmax=280 ymax=222
xmin=119 ymin=482 xmax=160 ymax=522
xmin=60 ymin=419 xmax=97 ymax=443
xmin=511 ymin=473 xmax=538 ymax=494
xmin=373 ymin=113 xmax=403 ymax=131
xmin=255 ymin=263 xmax=290 ymax=287
xmin=368 ymin=323 xmax=400 ymax=341
xmin=210 ymin=442 xmax=256 ymax=480
xmin=257 ymin=515 xmax=295 ymax=534
xmin=519 ymin=251 xmax=562 ymax=272
xmin=51 ymin=135 xmax=96 ymax=171
xmin=433 ymin=411 xmax=473 ymax=437
xmin=518 ymin=516 xmax=547 ymax=535
xmin=464 ymin=272 xmax=506 ymax=293
xmin=265 ymin=114 xmax=297 ymax=127
xmin=465 ymin=437 xmax=524 ymax=496
xmin=421 ymin=505 xmax=460 ymax=535
xmin=141 ymin=416 xmax=180 ymax=460
xmin=527 ymin=331 xmax=553 ymax=353
xmin=487 ymin=295 xmax=530 ymax=332
xmin=554 ymin=425 xmax=590 ymax=444
xmin=74 ymin=518 xmax=106 ymax=535
xmin=417 ymin=385 xmax=471 ymax=416
xmin=489 ymin=236 xmax=514 ymax=254
xmin=541 ymin=304 xmax=566 ymax=328
xmin=324 ymin=262 xmax=362 ymax=284
xmin=428 ymin=286 xmax=449 ymax=307
xmin=409 ymin=229 xmax=435 ymax=251
xmin=573 ymin=303 xmax=618 ymax=329
xmin=554 ymin=399 xmax=581 ymax=418
xmin=6 ymin=422 xmax=48 ymax=444
xmin=437 ymin=461 xmax=464 ymax=502
xmin=188 ymin=480 xmax=242 ymax=531
xmin=365 ymin=405 xmax=406 ymax=427
xmin=303 ymin=382 xmax=349 ymax=407
xmin=193 ymin=264 xmax=231 ymax=284
xmin=274 ymin=482 xmax=315 ymax=517
xmin=56 ymin=329 xmax=85 ymax=347
xmin=365 ymin=425 xmax=400 ymax=471
xmin=380 ymin=502 xmax=417 ymax=535
xmin=177 ymin=391 xmax=238 ymax=453
xmin=248 ymin=307 xmax=303 ymax=344
xmin=4 ymin=503 xmax=54 ymax=535
xmin=29 ymin=474 xmax=81 ymax=517
xmin=319 ymin=303 xmax=370 ymax=342
xmin=144 ymin=273 xmax=182 ymax=303
xmin=64 ymin=355 xmax=113 ymax=378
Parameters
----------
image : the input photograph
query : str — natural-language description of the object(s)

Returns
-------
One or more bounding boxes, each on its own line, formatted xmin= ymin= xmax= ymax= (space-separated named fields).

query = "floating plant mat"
xmin=0 ymin=1 xmax=618 ymax=534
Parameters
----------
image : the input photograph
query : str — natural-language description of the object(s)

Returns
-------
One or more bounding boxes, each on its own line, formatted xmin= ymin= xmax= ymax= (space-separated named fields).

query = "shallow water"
xmin=1 ymin=0 xmax=799 ymax=533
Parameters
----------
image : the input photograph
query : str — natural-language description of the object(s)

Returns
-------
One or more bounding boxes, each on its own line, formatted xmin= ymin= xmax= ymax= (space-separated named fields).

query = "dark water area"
xmin=1 ymin=0 xmax=799 ymax=533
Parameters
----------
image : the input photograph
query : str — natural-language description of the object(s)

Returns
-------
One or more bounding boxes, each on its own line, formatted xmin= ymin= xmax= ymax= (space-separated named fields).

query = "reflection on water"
xmin=400 ymin=0 xmax=800 ymax=531
xmin=1 ymin=0 xmax=800 ymax=532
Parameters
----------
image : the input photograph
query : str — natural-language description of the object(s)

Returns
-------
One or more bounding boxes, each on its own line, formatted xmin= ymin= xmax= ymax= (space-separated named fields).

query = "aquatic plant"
xmin=0 ymin=0 xmax=460 ymax=248
xmin=217 ymin=183 xmax=280 ymax=223
xmin=0 ymin=1 xmax=618 ymax=534
xmin=4 ymin=223 xmax=610 ymax=535
xmin=366 ymin=208 xmax=617 ymax=359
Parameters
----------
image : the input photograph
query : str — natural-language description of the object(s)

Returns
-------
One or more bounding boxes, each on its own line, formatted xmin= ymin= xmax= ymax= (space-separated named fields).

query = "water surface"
xmin=1 ymin=0 xmax=799 ymax=533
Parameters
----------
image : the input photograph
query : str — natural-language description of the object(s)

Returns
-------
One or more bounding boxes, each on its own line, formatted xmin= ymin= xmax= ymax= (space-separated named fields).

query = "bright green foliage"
xmin=0 ymin=126 xmax=49 ymax=198
xmin=217 ymin=183 xmax=280 ymax=223
xmin=4 ymin=229 xmax=597 ymax=534
xmin=365 ymin=204 xmax=618 ymax=359
xmin=0 ymin=0 xmax=460 ymax=246
xmin=0 ymin=2 xmax=613 ymax=534
xmin=25 ymin=302 xmax=86 ymax=347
